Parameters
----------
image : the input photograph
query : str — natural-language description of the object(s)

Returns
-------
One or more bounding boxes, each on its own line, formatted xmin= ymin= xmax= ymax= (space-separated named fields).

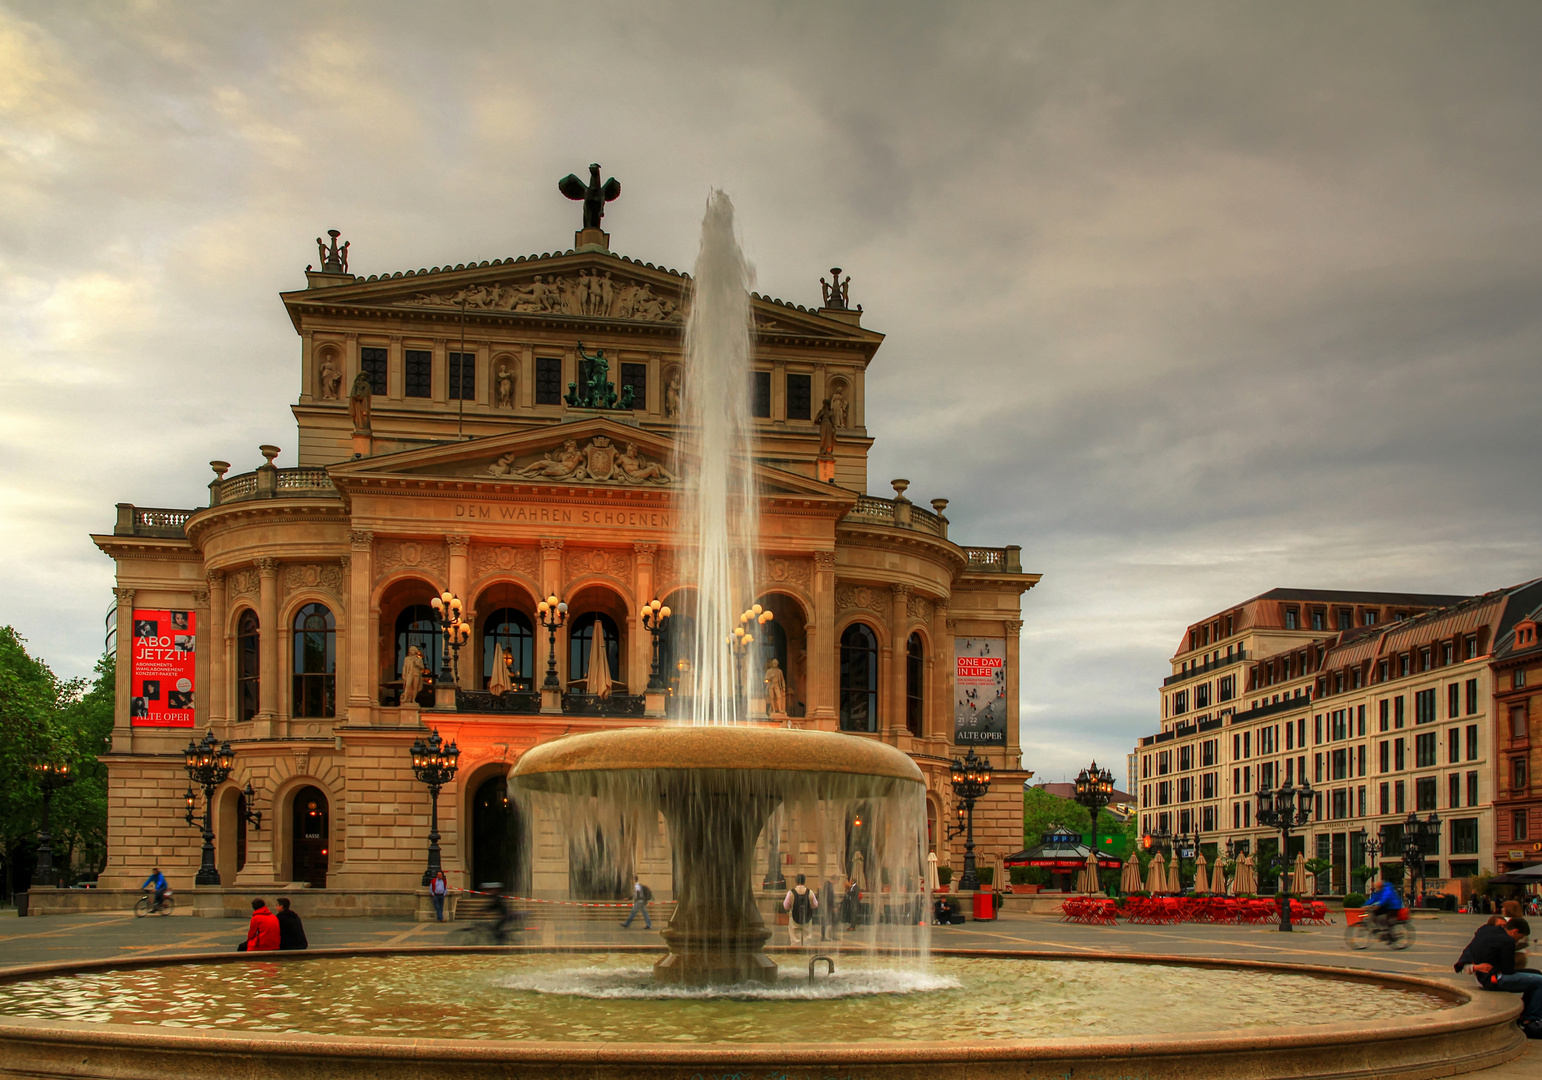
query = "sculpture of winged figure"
xmin=558 ymin=164 xmax=621 ymax=230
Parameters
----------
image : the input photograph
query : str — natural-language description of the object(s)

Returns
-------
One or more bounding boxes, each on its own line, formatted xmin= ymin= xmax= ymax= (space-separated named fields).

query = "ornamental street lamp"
xmin=728 ymin=605 xmax=772 ymax=712
xmin=183 ymin=730 xmax=236 ymax=886
xmin=410 ymin=728 xmax=460 ymax=886
xmin=949 ymin=748 xmax=993 ymax=891
xmin=1402 ymin=811 xmax=1440 ymax=904
xmin=1256 ymin=780 xmax=1314 ymax=932
xmin=1356 ymin=826 xmax=1384 ymax=890
xmin=430 ymin=592 xmax=471 ymax=686
xmin=31 ymin=757 xmax=74 ymax=887
xmin=1073 ymin=761 xmax=1115 ymax=852
xmin=536 ymin=595 xmax=569 ymax=691
xmin=639 ymin=598 xmax=672 ymax=691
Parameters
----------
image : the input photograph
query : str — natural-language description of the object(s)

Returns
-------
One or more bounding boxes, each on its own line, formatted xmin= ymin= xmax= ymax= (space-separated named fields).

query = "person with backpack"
xmin=622 ymin=875 xmax=653 ymax=929
xmin=783 ymin=873 xmax=819 ymax=946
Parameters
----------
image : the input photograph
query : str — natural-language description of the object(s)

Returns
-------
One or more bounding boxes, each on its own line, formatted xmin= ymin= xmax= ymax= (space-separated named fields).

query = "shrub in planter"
xmin=936 ymin=867 xmax=953 ymax=888
xmin=1343 ymin=893 xmax=1366 ymax=909
xmin=974 ymin=867 xmax=994 ymax=886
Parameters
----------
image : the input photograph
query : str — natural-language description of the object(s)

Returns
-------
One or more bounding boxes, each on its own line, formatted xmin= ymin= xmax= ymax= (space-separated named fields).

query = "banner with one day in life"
xmin=954 ymin=637 xmax=1007 ymax=745
xmin=130 ymin=609 xmax=197 ymax=727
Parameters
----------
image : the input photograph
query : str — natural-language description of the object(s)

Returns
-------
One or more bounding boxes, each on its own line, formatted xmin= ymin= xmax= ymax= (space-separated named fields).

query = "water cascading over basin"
xmin=510 ymin=726 xmax=924 ymax=984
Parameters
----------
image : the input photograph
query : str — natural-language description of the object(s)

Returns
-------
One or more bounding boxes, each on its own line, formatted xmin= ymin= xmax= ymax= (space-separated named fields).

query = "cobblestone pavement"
xmin=1 ymin=905 xmax=1535 ymax=1075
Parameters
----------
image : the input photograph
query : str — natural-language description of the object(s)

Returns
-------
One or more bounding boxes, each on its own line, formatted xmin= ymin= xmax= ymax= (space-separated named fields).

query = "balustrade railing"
xmin=212 ymin=467 xmax=337 ymax=506
xmin=114 ymin=504 xmax=196 ymax=538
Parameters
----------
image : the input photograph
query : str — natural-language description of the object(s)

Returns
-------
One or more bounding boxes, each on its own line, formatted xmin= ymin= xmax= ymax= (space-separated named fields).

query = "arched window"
xmin=292 ymin=603 xmax=336 ymax=718
xmin=236 ymin=609 xmax=260 ymax=722
xmin=906 ymin=632 xmax=925 ymax=737
xmin=840 ymin=623 xmax=879 ymax=732
xmin=569 ymin=612 xmax=622 ymax=691
xmin=483 ymin=608 xmax=534 ymax=690
xmin=395 ymin=604 xmax=443 ymax=698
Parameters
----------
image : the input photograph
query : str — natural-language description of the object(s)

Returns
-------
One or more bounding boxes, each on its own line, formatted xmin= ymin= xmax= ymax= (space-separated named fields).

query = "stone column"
xmin=519 ymin=345 xmax=535 ymax=409
xmin=192 ymin=583 xmax=212 ymax=733
xmin=256 ymin=558 xmax=279 ymax=737
xmin=347 ymin=531 xmax=374 ymax=722
xmin=112 ymin=587 xmax=135 ymax=753
xmin=1004 ymin=619 xmax=1024 ymax=769
xmin=205 ymin=571 xmax=226 ymax=726
xmin=300 ymin=330 xmax=315 ymax=404
xmin=633 ymin=544 xmax=657 ymax=703
xmin=888 ymin=584 xmax=912 ymax=743
xmin=932 ymin=598 xmax=952 ymax=752
xmin=809 ymin=551 xmax=837 ymax=726
xmin=447 ymin=535 xmax=470 ymax=688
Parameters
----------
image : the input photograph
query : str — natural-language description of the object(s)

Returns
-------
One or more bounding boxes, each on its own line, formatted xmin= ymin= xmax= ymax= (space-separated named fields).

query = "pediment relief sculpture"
xmin=482 ymin=436 xmax=676 ymax=486
xmin=400 ymin=271 xmax=683 ymax=322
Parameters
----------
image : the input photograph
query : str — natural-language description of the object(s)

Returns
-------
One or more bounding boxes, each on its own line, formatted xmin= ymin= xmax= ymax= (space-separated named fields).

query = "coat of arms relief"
xmin=482 ymin=436 xmax=676 ymax=485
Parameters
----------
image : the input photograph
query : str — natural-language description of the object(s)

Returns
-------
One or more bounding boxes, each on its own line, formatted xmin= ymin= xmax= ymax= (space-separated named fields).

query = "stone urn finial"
xmin=258 ymin=445 xmax=281 ymax=470
xmin=891 ymin=478 xmax=911 ymax=502
xmin=210 ymin=460 xmax=230 ymax=480
xmin=930 ymin=498 xmax=949 ymax=517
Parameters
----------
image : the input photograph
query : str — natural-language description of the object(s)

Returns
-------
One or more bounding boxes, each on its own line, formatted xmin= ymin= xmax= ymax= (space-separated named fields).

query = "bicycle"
xmin=1345 ymin=909 xmax=1413 ymax=950
xmin=455 ymin=893 xmax=524 ymax=945
xmin=133 ymin=891 xmax=175 ymax=918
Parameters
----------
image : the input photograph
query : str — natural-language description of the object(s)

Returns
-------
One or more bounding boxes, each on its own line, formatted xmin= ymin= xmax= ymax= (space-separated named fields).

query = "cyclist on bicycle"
xmin=1363 ymin=879 xmax=1404 ymax=932
xmin=140 ymin=868 xmax=169 ymax=913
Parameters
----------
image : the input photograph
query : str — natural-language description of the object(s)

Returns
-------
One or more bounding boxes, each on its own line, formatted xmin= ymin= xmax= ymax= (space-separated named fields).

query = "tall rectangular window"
xmin=1314 ymin=753 xmax=1322 ymax=783
xmin=1451 ymin=818 xmax=1479 ymax=854
xmin=1448 ymin=683 xmax=1460 ymax=719
xmin=786 ymin=373 xmax=811 ymax=420
xmin=751 ymin=370 xmax=771 ymax=418
xmin=1466 ymin=678 xmax=1478 ymax=714
xmin=1285 ymin=607 xmax=1298 ymax=630
xmin=1513 ymin=809 xmax=1529 ymax=842
xmin=1415 ymin=688 xmax=1436 ymax=725
xmin=1379 ymin=740 xmax=1389 ymax=773
xmin=535 ymin=356 xmax=563 ymax=405
xmin=1379 ymin=699 xmax=1389 ymax=732
xmin=1467 ymin=771 xmax=1479 ymax=807
xmin=1315 ymin=714 xmax=1323 ymax=744
xmin=1358 ymin=705 xmax=1366 ymax=737
xmin=360 ymin=346 xmax=388 ymax=394
xmin=1415 ymin=732 xmax=1436 ymax=768
xmin=1394 ymin=696 xmax=1405 ymax=728
xmin=1448 ymin=728 xmax=1460 ymax=764
xmin=1449 ymin=773 xmax=1461 ymax=809
xmin=1358 ymin=785 xmax=1366 ymax=817
xmin=620 ymin=362 xmax=647 ymax=410
xmin=1357 ymin=744 xmax=1365 ymax=776
xmin=448 ymin=352 xmax=475 ymax=401
xmin=1394 ymin=738 xmax=1405 ymax=771
xmin=1395 ymin=780 xmax=1406 ymax=813
xmin=1466 ymin=724 xmax=1479 ymax=761
xmin=1332 ymin=748 xmax=1347 ymax=780
xmin=404 ymin=349 xmax=432 ymax=398
xmin=1378 ymin=782 xmax=1389 ymax=815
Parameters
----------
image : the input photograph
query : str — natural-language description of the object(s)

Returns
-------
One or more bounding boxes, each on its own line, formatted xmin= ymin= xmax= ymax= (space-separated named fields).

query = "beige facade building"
xmin=91 ymin=212 xmax=1038 ymax=908
xmin=1136 ymin=583 xmax=1542 ymax=894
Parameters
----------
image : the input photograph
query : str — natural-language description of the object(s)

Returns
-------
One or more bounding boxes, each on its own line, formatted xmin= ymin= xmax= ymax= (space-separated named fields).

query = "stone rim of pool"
xmin=0 ymin=946 xmax=1525 ymax=1080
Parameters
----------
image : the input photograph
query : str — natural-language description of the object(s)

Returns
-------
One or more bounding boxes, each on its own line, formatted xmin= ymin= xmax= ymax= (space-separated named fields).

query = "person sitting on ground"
xmin=140 ymin=867 xmax=169 ymax=912
xmin=1503 ymin=901 xmax=1533 ymax=970
xmin=275 ymin=897 xmax=308 ymax=951
xmin=1456 ymin=916 xmax=1542 ymax=1039
xmin=1362 ymin=879 xmax=1404 ymax=931
xmin=238 ymin=898 xmax=280 ymax=952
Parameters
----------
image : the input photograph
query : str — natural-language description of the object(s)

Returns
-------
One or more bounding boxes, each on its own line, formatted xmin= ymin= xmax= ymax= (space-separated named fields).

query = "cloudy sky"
xmin=3 ymin=2 xmax=1539 ymax=781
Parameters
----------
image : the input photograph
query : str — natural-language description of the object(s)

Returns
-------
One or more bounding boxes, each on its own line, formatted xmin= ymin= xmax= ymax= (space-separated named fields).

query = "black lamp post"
xmin=1073 ymin=761 xmax=1115 ymax=853
xmin=31 ymin=757 xmax=75 ymax=887
xmin=410 ymin=728 xmax=460 ymax=886
xmin=1402 ymin=811 xmax=1440 ymax=905
xmin=536 ymin=595 xmax=568 ymax=691
xmin=949 ymin=748 xmax=993 ymax=891
xmin=1256 ymin=780 xmax=1314 ymax=932
xmin=430 ymin=591 xmax=470 ymax=686
xmin=639 ymin=598 xmax=671 ymax=691
xmin=183 ymin=730 xmax=235 ymax=886
xmin=1357 ymin=827 xmax=1384 ymax=891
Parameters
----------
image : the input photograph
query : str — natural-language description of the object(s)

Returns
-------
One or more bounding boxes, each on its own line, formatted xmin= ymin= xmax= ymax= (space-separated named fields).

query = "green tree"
xmin=1022 ymin=787 xmax=1135 ymax=856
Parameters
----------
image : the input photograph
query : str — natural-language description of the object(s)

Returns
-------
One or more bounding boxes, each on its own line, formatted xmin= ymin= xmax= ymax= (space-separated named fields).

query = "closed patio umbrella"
xmin=487 ymin=645 xmax=513 ymax=695
xmin=927 ymin=850 xmax=940 ymax=892
xmin=1145 ymin=851 xmax=1167 ymax=893
xmin=1212 ymin=858 xmax=1228 ymax=896
xmin=1165 ymin=853 xmax=1182 ymax=895
xmin=1292 ymin=851 xmax=1311 ymax=896
xmin=586 ymin=622 xmax=613 ymax=699
xmin=1194 ymin=853 xmax=1209 ymax=895
xmin=1120 ymin=852 xmax=1142 ymax=893
xmin=1079 ymin=850 xmax=1100 ymax=894
xmin=1237 ymin=854 xmax=1258 ymax=895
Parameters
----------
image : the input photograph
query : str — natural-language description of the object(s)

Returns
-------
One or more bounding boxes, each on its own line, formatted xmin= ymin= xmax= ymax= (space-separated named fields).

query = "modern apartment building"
xmin=1135 ymin=581 xmax=1542 ymax=894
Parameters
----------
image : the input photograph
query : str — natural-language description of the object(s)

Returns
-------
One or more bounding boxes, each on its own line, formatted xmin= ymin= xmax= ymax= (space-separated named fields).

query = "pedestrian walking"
xmin=843 ymin=876 xmax=861 ymax=931
xmin=275 ymin=897 xmax=308 ymax=950
xmin=430 ymin=870 xmax=448 ymax=922
xmin=238 ymin=898 xmax=280 ymax=952
xmin=783 ymin=874 xmax=819 ymax=947
xmin=621 ymin=875 xmax=653 ymax=929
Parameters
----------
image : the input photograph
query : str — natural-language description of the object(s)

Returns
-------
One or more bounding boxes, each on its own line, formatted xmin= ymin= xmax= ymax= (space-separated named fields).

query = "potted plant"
xmin=1343 ymin=891 xmax=1367 ymax=924
xmin=935 ymin=866 xmax=953 ymax=892
xmin=1009 ymin=866 xmax=1044 ymax=894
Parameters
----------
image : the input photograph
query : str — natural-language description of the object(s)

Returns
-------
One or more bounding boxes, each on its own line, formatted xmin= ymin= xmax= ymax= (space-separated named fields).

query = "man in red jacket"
xmin=238 ymin=898 xmax=280 ymax=952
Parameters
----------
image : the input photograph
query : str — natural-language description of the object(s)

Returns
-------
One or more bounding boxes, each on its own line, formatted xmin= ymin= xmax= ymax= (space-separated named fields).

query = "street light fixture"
xmin=430 ymin=592 xmax=471 ymax=687
xmin=1073 ymin=761 xmax=1115 ymax=851
xmin=31 ymin=757 xmax=74 ymax=887
xmin=1256 ymin=780 xmax=1314 ymax=932
xmin=728 ymin=605 xmax=771 ymax=711
xmin=1356 ymin=826 xmax=1384 ymax=891
xmin=409 ymin=728 xmax=460 ymax=886
xmin=1402 ymin=811 xmax=1441 ymax=904
xmin=183 ymin=730 xmax=236 ymax=886
xmin=639 ymin=599 xmax=672 ymax=691
xmin=536 ymin=595 xmax=568 ymax=691
xmin=949 ymin=747 xmax=993 ymax=891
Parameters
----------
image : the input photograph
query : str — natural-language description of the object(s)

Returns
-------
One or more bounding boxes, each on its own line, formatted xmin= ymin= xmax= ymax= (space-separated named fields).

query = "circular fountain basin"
xmin=0 ymin=948 xmax=1523 ymax=1080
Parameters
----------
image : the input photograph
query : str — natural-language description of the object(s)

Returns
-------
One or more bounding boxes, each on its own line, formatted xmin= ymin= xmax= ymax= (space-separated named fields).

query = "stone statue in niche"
xmin=318 ymin=357 xmax=342 ymax=400
xmin=495 ymin=364 xmax=515 ymax=408
xmin=664 ymin=371 xmax=682 ymax=418
xmin=830 ymin=388 xmax=848 ymax=428
xmin=349 ymin=371 xmax=372 ymax=433
xmin=763 ymin=658 xmax=787 ymax=717
xmin=400 ymin=646 xmax=425 ymax=706
xmin=814 ymin=398 xmax=837 ymax=456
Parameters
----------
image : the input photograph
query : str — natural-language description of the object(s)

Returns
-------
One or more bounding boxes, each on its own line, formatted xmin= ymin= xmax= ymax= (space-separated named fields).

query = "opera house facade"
xmin=93 ymin=208 xmax=1038 ymax=907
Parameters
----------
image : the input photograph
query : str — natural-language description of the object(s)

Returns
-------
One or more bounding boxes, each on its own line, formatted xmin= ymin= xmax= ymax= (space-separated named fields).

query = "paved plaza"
xmin=0 ymin=905 xmax=1535 ymax=1076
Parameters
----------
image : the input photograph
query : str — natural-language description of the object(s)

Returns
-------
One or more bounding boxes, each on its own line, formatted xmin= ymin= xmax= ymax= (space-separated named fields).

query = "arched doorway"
xmin=470 ymin=774 xmax=524 ymax=891
xmin=291 ymin=786 xmax=329 ymax=888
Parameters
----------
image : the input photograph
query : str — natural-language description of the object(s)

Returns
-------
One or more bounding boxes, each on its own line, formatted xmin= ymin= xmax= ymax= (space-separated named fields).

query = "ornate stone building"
xmin=93 ymin=213 xmax=1038 ymax=905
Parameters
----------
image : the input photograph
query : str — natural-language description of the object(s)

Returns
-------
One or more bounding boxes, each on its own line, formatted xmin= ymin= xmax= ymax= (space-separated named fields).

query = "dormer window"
xmin=1311 ymin=609 xmax=1325 ymax=632
xmin=1284 ymin=607 xmax=1299 ymax=630
xmin=1363 ymin=609 xmax=1378 ymax=625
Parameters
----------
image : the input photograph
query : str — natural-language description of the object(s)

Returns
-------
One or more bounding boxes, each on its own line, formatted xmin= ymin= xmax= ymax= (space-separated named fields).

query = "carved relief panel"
xmin=375 ymin=540 xmax=448 ymax=580
xmin=563 ymin=548 xmax=632 ymax=581
xmin=835 ymin=583 xmax=889 ymax=616
xmin=471 ymin=545 xmax=540 ymax=578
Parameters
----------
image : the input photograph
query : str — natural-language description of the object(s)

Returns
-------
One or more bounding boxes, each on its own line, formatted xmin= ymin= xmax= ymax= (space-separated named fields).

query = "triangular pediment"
xmin=281 ymin=249 xmax=881 ymax=343
xmin=328 ymin=416 xmax=856 ymax=502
